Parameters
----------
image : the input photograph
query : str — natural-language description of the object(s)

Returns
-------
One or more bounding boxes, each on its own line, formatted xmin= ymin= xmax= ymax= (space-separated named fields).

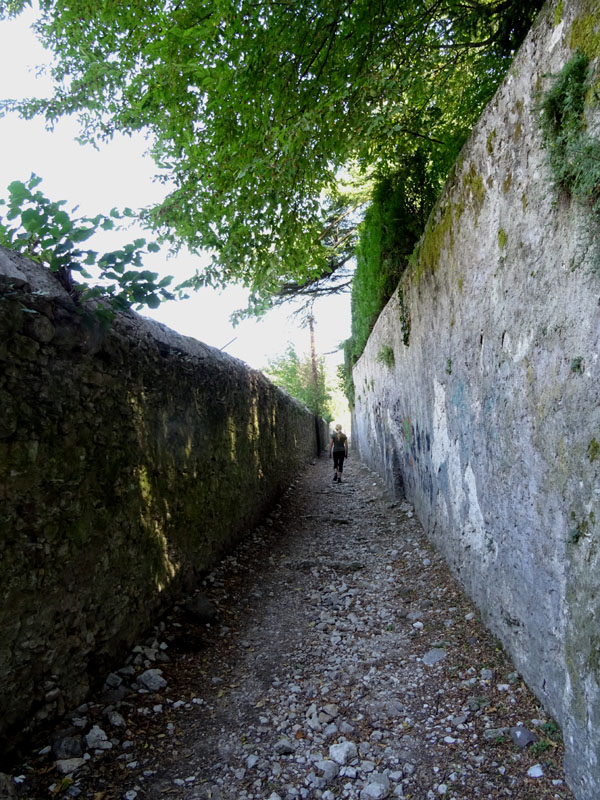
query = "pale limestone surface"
xmin=352 ymin=3 xmax=600 ymax=798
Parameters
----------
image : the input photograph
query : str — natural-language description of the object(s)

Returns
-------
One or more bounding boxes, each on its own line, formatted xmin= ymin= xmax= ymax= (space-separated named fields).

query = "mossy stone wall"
xmin=352 ymin=2 xmax=599 ymax=798
xmin=0 ymin=246 xmax=325 ymax=758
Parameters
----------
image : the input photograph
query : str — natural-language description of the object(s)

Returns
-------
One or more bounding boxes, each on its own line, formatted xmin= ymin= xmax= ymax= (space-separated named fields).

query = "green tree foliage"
xmin=0 ymin=174 xmax=180 ymax=313
xmin=347 ymin=146 xmax=441 ymax=365
xmin=235 ymin=181 xmax=368 ymax=321
xmin=1 ymin=0 xmax=544 ymax=303
xmin=264 ymin=345 xmax=333 ymax=421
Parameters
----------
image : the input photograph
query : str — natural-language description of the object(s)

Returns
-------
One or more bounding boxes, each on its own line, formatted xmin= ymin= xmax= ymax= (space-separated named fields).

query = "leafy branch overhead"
xmin=0 ymin=175 xmax=184 ymax=313
xmin=1 ymin=0 xmax=544 ymax=303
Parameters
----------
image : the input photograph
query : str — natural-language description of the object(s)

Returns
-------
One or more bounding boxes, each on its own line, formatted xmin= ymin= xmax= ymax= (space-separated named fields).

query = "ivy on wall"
xmin=538 ymin=50 xmax=600 ymax=269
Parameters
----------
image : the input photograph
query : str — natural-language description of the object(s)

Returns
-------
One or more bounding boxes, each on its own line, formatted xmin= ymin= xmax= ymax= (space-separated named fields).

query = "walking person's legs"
xmin=333 ymin=452 xmax=343 ymax=482
xmin=333 ymin=452 xmax=344 ymax=483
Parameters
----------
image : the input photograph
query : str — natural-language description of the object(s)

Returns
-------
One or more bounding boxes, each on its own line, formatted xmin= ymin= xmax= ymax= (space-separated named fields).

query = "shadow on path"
xmin=13 ymin=457 xmax=572 ymax=800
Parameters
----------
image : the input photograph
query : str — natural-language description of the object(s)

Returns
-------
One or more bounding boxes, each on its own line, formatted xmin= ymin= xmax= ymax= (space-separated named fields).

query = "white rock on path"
xmin=85 ymin=725 xmax=112 ymax=751
xmin=422 ymin=648 xmax=447 ymax=666
xmin=316 ymin=759 xmax=340 ymax=781
xmin=137 ymin=669 xmax=167 ymax=692
xmin=360 ymin=772 xmax=391 ymax=799
xmin=329 ymin=740 xmax=358 ymax=765
xmin=55 ymin=758 xmax=87 ymax=775
xmin=527 ymin=764 xmax=544 ymax=778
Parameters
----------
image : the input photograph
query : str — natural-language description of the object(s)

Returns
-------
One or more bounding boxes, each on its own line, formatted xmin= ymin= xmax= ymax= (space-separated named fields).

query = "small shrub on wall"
xmin=376 ymin=344 xmax=395 ymax=369
xmin=538 ymin=50 xmax=600 ymax=270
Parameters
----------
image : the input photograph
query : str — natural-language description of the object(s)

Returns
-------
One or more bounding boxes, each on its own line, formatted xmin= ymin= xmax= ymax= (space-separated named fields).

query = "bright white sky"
xmin=0 ymin=7 xmax=351 ymax=370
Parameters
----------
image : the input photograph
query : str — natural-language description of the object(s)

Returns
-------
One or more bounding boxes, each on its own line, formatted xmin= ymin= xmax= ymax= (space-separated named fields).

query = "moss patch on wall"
xmin=0 ymin=252 xmax=321 ymax=758
xmin=554 ymin=0 xmax=564 ymax=27
xmin=413 ymin=203 xmax=463 ymax=283
xmin=409 ymin=162 xmax=486 ymax=288
xmin=462 ymin=162 xmax=486 ymax=220
xmin=376 ymin=344 xmax=395 ymax=369
xmin=569 ymin=3 xmax=600 ymax=61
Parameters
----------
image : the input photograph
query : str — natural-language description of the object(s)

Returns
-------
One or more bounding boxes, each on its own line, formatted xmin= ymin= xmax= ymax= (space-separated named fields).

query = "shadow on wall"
xmin=120 ymin=361 xmax=299 ymax=593
xmin=0 ymin=250 xmax=319 ymax=762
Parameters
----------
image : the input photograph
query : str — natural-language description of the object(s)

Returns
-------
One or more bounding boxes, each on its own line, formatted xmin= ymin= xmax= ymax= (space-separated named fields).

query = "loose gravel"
xmin=10 ymin=456 xmax=573 ymax=800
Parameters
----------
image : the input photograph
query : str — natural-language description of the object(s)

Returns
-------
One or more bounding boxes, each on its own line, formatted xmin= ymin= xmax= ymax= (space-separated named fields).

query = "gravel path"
xmin=12 ymin=456 xmax=573 ymax=800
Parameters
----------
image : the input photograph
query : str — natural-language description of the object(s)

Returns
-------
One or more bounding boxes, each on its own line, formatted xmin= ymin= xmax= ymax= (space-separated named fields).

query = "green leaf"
xmin=71 ymin=226 xmax=95 ymax=243
xmin=145 ymin=294 xmax=161 ymax=308
xmin=7 ymin=180 xmax=28 ymax=201
xmin=20 ymin=208 xmax=44 ymax=233
xmin=53 ymin=210 xmax=72 ymax=230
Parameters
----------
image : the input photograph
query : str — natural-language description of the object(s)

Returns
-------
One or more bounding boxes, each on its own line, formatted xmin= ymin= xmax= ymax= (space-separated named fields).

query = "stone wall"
xmin=351 ymin=3 xmax=600 ymax=798
xmin=0 ymin=246 xmax=326 ymax=758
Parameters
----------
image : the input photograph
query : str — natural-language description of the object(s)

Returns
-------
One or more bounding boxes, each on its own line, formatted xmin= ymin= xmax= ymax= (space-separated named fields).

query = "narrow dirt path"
xmin=13 ymin=457 xmax=572 ymax=800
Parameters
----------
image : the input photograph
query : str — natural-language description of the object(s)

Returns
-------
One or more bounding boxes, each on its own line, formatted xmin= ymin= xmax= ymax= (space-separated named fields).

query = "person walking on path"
xmin=329 ymin=423 xmax=349 ymax=483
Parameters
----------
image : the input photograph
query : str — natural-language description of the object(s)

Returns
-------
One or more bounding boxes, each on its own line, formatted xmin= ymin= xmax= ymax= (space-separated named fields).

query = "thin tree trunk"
xmin=308 ymin=308 xmax=320 ymax=419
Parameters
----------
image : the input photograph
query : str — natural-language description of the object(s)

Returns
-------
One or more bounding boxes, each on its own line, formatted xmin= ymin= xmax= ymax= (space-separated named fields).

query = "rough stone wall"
xmin=0 ymin=246 xmax=325 ymax=758
xmin=351 ymin=3 xmax=600 ymax=798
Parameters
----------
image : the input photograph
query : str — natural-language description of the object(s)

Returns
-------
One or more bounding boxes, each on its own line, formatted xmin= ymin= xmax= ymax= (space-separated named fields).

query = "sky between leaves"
xmin=0 ymin=4 xmax=351 ymax=370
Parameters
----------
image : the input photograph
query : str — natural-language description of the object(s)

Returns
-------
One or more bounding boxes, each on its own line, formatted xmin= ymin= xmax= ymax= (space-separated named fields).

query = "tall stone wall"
xmin=352 ymin=3 xmax=600 ymax=798
xmin=0 ymin=246 xmax=326 ymax=758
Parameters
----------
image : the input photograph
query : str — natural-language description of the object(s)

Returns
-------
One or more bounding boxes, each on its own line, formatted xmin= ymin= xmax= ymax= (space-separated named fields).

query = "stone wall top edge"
xmin=0 ymin=244 xmax=72 ymax=300
xmin=0 ymin=246 xmax=310 ymax=410
xmin=131 ymin=311 xmax=250 ymax=371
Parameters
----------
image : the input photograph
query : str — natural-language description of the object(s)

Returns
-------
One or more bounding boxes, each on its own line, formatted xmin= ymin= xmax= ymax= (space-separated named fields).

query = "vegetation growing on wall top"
xmin=539 ymin=52 xmax=593 ymax=193
xmin=0 ymin=175 xmax=182 ymax=317
xmin=538 ymin=50 xmax=600 ymax=269
xmin=348 ymin=163 xmax=437 ymax=364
